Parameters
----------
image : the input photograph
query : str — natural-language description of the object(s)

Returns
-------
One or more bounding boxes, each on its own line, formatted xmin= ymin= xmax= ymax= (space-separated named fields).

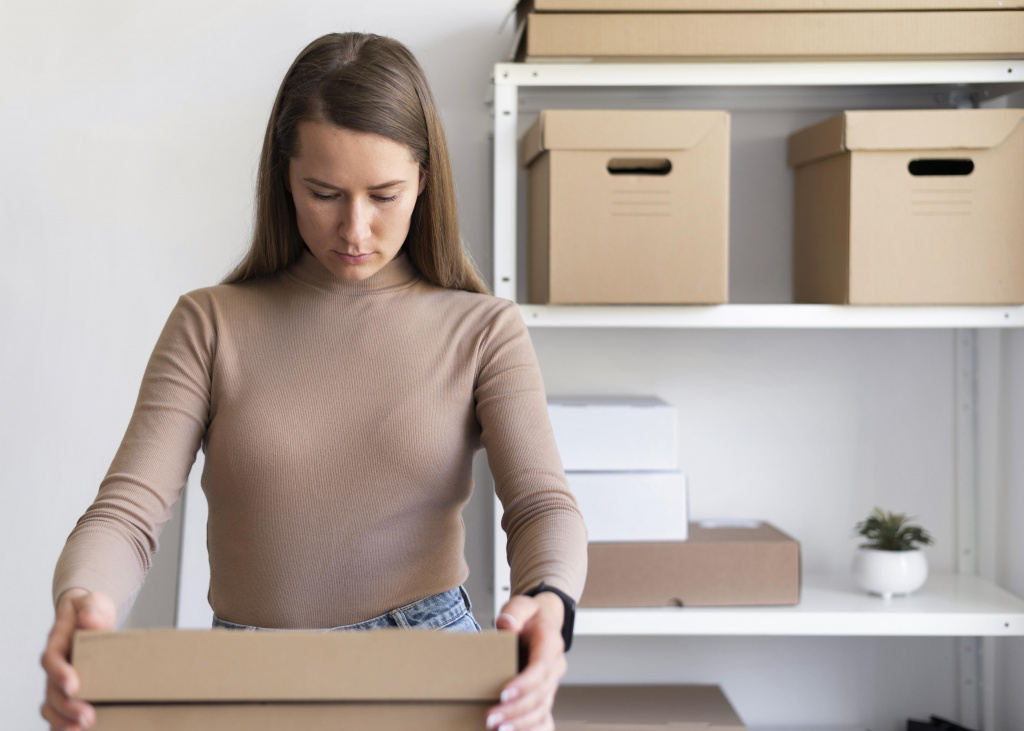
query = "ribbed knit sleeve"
xmin=52 ymin=293 xmax=214 ymax=623
xmin=475 ymin=301 xmax=588 ymax=600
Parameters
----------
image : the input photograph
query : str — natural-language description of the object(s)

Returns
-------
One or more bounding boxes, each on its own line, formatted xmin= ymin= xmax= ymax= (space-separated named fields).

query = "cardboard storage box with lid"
xmin=522 ymin=109 xmax=730 ymax=305
xmin=72 ymin=628 xmax=517 ymax=730
xmin=554 ymin=684 xmax=747 ymax=730
xmin=580 ymin=521 xmax=800 ymax=607
xmin=788 ymin=109 xmax=1024 ymax=305
xmin=513 ymin=1 xmax=1024 ymax=61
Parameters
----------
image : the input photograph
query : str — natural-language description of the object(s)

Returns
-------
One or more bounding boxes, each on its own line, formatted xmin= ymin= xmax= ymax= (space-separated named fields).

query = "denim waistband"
xmin=212 ymin=585 xmax=479 ymax=633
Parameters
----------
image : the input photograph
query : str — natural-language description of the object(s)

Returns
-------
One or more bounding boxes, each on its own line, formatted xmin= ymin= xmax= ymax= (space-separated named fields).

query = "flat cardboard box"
xmin=75 ymin=628 xmax=515 ymax=730
xmin=554 ymin=684 xmax=746 ymax=730
xmin=518 ymin=11 xmax=1024 ymax=61
xmin=580 ymin=521 xmax=800 ymax=607
xmin=788 ymin=109 xmax=1024 ymax=304
xmin=73 ymin=628 xmax=516 ymax=702
xmin=523 ymin=110 xmax=729 ymax=304
xmin=568 ymin=471 xmax=688 ymax=542
xmin=548 ymin=396 xmax=678 ymax=471
xmin=527 ymin=0 xmax=1022 ymax=9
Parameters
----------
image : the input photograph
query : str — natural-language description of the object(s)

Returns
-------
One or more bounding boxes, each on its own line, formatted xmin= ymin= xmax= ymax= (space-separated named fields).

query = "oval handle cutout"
xmin=607 ymin=158 xmax=672 ymax=176
xmin=908 ymin=159 xmax=974 ymax=177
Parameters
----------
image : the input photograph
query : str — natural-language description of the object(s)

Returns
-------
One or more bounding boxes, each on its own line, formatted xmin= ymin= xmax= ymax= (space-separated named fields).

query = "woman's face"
xmin=288 ymin=121 xmax=425 ymax=282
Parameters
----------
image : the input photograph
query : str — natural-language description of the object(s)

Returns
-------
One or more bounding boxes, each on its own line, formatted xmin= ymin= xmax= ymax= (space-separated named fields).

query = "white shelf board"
xmin=575 ymin=573 xmax=1024 ymax=637
xmin=518 ymin=303 xmax=1024 ymax=329
xmin=495 ymin=60 xmax=1024 ymax=88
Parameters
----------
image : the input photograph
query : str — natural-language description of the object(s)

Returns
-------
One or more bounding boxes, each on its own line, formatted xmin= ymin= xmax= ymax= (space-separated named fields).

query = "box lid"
xmin=73 ymin=628 xmax=517 ymax=703
xmin=554 ymin=684 xmax=746 ymax=730
xmin=522 ymin=109 xmax=728 ymax=167
xmin=788 ymin=109 xmax=1024 ymax=168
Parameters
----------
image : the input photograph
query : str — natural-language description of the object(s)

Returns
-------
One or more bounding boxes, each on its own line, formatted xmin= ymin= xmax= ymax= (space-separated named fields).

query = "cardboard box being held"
xmin=554 ymin=684 xmax=747 ymax=731
xmin=568 ymin=471 xmax=688 ymax=542
xmin=788 ymin=109 xmax=1024 ymax=305
xmin=73 ymin=628 xmax=517 ymax=730
xmin=518 ymin=11 xmax=1024 ymax=61
xmin=523 ymin=110 xmax=729 ymax=304
xmin=580 ymin=521 xmax=800 ymax=607
xmin=548 ymin=396 xmax=678 ymax=471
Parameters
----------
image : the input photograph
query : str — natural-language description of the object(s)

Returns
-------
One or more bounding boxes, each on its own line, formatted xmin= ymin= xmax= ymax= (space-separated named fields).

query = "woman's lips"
xmin=333 ymin=251 xmax=373 ymax=264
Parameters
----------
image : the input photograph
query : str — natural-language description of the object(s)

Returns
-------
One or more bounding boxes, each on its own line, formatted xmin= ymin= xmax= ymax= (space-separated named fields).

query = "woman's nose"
xmin=339 ymin=198 xmax=371 ymax=246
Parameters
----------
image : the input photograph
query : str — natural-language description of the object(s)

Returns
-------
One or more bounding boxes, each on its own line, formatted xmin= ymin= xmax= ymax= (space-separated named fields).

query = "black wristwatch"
xmin=524 ymin=582 xmax=576 ymax=652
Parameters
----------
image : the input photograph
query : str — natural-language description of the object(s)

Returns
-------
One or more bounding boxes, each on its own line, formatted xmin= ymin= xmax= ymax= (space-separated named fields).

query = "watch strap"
xmin=523 ymin=581 xmax=576 ymax=652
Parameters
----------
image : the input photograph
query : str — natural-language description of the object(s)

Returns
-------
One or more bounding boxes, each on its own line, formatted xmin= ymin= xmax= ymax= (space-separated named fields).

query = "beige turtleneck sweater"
xmin=52 ymin=249 xmax=587 ymax=628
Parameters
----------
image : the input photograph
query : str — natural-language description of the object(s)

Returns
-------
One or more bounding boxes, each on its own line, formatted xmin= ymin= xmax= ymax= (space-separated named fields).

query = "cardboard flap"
xmin=789 ymin=109 xmax=1024 ymax=167
xmin=554 ymin=685 xmax=746 ymax=730
xmin=522 ymin=110 xmax=728 ymax=167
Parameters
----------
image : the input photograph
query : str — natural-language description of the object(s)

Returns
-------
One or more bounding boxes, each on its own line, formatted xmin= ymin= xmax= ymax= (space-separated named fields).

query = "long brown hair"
xmin=222 ymin=32 xmax=489 ymax=294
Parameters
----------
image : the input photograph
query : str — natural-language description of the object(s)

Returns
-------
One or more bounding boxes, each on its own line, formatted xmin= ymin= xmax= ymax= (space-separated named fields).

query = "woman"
xmin=40 ymin=32 xmax=587 ymax=731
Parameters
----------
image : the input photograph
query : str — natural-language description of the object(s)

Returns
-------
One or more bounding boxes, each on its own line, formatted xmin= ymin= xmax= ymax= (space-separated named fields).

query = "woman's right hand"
xmin=40 ymin=588 xmax=116 ymax=730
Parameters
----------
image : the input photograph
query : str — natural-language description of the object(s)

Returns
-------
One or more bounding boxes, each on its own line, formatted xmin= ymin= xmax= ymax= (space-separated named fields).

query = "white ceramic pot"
xmin=852 ymin=547 xmax=928 ymax=599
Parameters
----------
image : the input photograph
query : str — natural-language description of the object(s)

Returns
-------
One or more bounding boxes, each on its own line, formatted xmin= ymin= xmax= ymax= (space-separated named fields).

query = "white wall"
xmin=2 ymin=3 xmax=1020 ymax=730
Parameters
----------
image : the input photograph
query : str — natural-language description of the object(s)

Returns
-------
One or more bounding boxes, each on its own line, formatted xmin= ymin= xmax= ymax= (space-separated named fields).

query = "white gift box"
xmin=568 ymin=471 xmax=688 ymax=542
xmin=547 ymin=396 xmax=677 ymax=472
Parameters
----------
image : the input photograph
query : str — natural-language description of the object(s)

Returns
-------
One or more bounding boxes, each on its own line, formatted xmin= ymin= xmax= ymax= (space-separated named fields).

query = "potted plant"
xmin=852 ymin=507 xmax=934 ymax=600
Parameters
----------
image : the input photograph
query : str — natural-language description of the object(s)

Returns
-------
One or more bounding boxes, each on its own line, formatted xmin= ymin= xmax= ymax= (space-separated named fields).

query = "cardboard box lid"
xmin=554 ymin=685 xmax=746 ymax=730
xmin=788 ymin=109 xmax=1024 ymax=168
xmin=522 ymin=110 xmax=729 ymax=167
xmin=72 ymin=628 xmax=517 ymax=703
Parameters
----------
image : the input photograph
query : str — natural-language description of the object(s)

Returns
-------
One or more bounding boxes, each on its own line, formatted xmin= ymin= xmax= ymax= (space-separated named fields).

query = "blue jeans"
xmin=211 ymin=585 xmax=482 ymax=633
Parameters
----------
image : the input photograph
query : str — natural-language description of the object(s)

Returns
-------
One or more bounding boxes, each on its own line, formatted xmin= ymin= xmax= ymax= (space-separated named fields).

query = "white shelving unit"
xmin=489 ymin=59 xmax=1024 ymax=729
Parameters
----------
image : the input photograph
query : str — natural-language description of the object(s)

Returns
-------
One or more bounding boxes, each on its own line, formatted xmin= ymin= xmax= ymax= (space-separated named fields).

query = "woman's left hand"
xmin=486 ymin=592 xmax=567 ymax=731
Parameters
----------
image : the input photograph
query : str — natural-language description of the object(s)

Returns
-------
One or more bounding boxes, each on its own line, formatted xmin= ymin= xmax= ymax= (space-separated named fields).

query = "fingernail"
xmin=485 ymin=711 xmax=503 ymax=729
xmin=497 ymin=613 xmax=518 ymax=629
xmin=500 ymin=686 xmax=519 ymax=703
xmin=498 ymin=724 xmax=515 ymax=731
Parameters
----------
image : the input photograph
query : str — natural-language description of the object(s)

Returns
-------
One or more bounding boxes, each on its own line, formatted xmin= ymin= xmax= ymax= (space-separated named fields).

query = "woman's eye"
xmin=310 ymin=191 xmax=336 ymax=201
xmin=373 ymin=194 xmax=399 ymax=203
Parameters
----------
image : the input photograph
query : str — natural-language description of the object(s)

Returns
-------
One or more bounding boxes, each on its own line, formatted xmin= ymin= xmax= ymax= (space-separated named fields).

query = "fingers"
xmin=495 ymin=594 xmax=541 ymax=632
xmin=45 ymin=680 xmax=95 ymax=729
xmin=42 ymin=593 xmax=83 ymax=697
xmin=40 ymin=589 xmax=114 ymax=730
xmin=487 ymin=602 xmax=567 ymax=731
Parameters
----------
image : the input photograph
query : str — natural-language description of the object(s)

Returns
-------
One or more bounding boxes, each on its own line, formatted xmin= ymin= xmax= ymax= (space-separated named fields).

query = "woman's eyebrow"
xmin=303 ymin=177 xmax=405 ymax=191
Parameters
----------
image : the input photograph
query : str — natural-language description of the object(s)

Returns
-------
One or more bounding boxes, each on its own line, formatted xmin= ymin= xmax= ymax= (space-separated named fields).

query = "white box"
xmin=547 ymin=396 xmax=677 ymax=471
xmin=568 ymin=471 xmax=688 ymax=542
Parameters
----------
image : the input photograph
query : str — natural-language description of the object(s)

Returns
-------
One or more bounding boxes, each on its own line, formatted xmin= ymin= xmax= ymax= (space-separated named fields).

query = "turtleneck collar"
xmin=284 ymin=247 xmax=420 ymax=295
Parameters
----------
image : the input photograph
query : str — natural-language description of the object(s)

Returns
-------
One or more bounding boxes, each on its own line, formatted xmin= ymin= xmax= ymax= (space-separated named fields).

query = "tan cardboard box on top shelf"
xmin=512 ymin=2 xmax=1024 ymax=61
xmin=73 ymin=628 xmax=517 ymax=730
xmin=554 ymin=684 xmax=747 ymax=730
xmin=581 ymin=521 xmax=801 ymax=607
xmin=522 ymin=110 xmax=730 ymax=304
xmin=788 ymin=108 xmax=1024 ymax=305
xmin=525 ymin=0 xmax=1023 ymax=10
